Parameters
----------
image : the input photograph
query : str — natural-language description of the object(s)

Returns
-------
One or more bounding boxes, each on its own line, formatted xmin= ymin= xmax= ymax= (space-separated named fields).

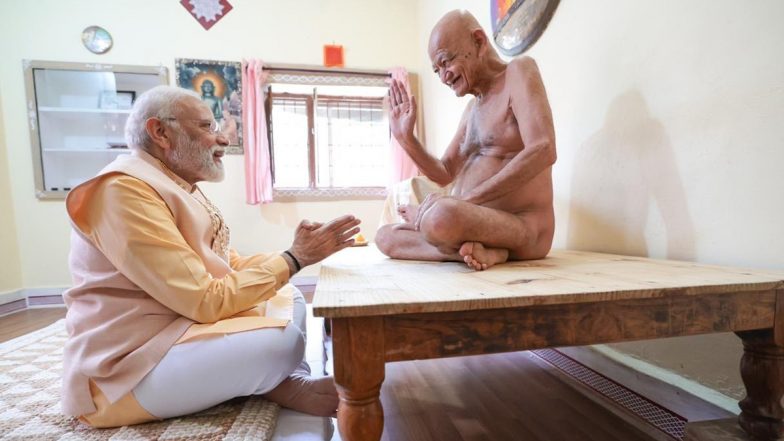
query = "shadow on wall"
xmin=567 ymin=90 xmax=696 ymax=260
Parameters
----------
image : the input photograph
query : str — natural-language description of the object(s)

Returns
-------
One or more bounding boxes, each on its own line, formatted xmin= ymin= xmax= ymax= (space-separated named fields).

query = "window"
xmin=265 ymin=69 xmax=392 ymax=199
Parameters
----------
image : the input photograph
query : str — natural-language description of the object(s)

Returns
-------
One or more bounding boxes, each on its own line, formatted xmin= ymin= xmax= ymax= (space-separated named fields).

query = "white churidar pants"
xmin=133 ymin=289 xmax=309 ymax=419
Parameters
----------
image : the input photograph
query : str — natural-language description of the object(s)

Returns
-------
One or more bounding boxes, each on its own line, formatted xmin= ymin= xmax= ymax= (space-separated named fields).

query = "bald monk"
xmin=376 ymin=9 xmax=556 ymax=270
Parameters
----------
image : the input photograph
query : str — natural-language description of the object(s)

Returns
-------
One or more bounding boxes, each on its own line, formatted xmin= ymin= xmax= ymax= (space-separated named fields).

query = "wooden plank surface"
xmin=775 ymin=289 xmax=784 ymax=346
xmin=314 ymin=247 xmax=784 ymax=318
xmin=684 ymin=418 xmax=753 ymax=440
xmin=0 ymin=307 xmax=66 ymax=343
xmin=379 ymin=351 xmax=655 ymax=441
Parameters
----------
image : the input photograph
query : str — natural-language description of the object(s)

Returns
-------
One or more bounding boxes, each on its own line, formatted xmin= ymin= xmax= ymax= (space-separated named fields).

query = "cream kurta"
xmin=62 ymin=150 xmax=293 ymax=420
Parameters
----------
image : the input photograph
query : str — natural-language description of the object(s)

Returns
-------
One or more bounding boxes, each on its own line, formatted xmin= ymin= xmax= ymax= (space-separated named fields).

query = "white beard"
xmin=170 ymin=132 xmax=225 ymax=183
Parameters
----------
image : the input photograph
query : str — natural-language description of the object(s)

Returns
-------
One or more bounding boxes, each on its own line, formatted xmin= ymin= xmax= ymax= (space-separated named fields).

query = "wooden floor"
xmin=379 ymin=353 xmax=654 ymax=441
xmin=0 ymin=307 xmax=67 ymax=342
xmin=1 ymin=307 xmax=685 ymax=441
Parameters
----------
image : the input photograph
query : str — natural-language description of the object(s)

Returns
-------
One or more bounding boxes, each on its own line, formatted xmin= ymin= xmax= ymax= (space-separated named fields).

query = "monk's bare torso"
xmin=379 ymin=12 xmax=556 ymax=267
xmin=451 ymin=68 xmax=554 ymax=218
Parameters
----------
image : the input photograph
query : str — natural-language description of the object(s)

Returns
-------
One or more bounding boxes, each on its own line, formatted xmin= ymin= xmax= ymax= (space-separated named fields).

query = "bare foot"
xmin=397 ymin=204 xmax=419 ymax=223
xmin=459 ymin=242 xmax=509 ymax=271
xmin=264 ymin=374 xmax=338 ymax=417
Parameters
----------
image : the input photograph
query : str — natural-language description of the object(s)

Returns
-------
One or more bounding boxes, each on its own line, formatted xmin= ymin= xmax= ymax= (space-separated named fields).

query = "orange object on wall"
xmin=323 ymin=45 xmax=344 ymax=68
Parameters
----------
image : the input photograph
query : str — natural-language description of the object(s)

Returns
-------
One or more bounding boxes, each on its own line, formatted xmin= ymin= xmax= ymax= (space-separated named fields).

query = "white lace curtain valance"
xmin=266 ymin=69 xmax=389 ymax=87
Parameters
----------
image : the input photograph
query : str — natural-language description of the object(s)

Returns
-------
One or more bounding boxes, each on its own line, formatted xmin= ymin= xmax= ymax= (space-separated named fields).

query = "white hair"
xmin=124 ymin=85 xmax=201 ymax=151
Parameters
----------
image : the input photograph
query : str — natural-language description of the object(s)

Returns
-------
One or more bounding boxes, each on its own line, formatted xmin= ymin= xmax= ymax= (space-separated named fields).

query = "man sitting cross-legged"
xmin=61 ymin=85 xmax=361 ymax=427
xmin=376 ymin=9 xmax=557 ymax=270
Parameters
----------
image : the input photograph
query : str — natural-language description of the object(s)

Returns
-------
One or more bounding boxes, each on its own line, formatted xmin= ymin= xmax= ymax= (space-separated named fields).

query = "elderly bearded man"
xmin=376 ymin=9 xmax=556 ymax=271
xmin=61 ymin=85 xmax=361 ymax=427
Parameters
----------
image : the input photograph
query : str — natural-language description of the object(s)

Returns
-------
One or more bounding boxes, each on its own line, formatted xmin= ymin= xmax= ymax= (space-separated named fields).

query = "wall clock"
xmin=491 ymin=0 xmax=560 ymax=56
xmin=81 ymin=26 xmax=113 ymax=54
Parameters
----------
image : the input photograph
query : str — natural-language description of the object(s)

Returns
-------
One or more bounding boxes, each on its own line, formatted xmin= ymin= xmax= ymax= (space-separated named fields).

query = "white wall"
xmin=418 ymin=1 xmax=784 ymax=270
xmin=0 ymin=86 xmax=23 ymax=295
xmin=0 ymin=0 xmax=422 ymax=284
xmin=416 ymin=0 xmax=784 ymax=399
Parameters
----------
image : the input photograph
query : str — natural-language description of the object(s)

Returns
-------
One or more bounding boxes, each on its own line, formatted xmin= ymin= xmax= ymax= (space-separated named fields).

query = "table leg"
xmin=736 ymin=329 xmax=784 ymax=440
xmin=332 ymin=317 xmax=385 ymax=441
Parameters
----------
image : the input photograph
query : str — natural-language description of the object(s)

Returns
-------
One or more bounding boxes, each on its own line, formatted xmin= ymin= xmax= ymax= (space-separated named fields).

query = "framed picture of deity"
xmin=175 ymin=58 xmax=243 ymax=154
xmin=491 ymin=0 xmax=560 ymax=56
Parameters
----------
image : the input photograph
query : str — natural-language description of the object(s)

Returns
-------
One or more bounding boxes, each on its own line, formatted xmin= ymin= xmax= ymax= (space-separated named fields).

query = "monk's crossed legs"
xmin=376 ymin=198 xmax=552 ymax=270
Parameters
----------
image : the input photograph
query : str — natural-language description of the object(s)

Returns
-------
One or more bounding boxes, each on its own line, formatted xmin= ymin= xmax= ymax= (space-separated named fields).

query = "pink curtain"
xmin=387 ymin=67 xmax=420 ymax=185
xmin=241 ymin=59 xmax=273 ymax=205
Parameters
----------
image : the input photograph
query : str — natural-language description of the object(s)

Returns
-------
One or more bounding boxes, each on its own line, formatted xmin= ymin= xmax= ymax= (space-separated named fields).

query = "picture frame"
xmin=98 ymin=90 xmax=118 ymax=109
xmin=116 ymin=90 xmax=136 ymax=109
xmin=175 ymin=58 xmax=243 ymax=154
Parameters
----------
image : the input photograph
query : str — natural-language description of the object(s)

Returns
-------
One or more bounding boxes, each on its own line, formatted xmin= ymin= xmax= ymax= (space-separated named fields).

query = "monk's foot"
xmin=397 ymin=204 xmax=419 ymax=223
xmin=459 ymin=242 xmax=509 ymax=271
xmin=264 ymin=374 xmax=338 ymax=417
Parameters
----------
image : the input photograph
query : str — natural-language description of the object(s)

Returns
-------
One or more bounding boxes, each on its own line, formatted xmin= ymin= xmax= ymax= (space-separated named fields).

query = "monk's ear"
xmin=145 ymin=117 xmax=174 ymax=151
xmin=471 ymin=29 xmax=489 ymax=55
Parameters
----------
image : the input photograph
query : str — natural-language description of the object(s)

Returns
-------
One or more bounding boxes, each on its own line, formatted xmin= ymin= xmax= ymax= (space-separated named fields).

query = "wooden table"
xmin=313 ymin=247 xmax=784 ymax=441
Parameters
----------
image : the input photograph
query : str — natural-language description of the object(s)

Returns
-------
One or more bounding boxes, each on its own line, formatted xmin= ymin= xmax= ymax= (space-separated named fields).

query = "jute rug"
xmin=0 ymin=319 xmax=280 ymax=440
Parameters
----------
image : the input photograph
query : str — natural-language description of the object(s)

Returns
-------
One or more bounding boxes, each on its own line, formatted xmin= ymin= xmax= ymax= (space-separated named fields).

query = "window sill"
xmin=272 ymin=187 xmax=387 ymax=202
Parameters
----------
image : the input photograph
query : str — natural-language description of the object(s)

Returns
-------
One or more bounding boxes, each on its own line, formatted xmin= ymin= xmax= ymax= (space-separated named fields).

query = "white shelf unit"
xmin=38 ymin=107 xmax=133 ymax=114
xmin=23 ymin=60 xmax=168 ymax=198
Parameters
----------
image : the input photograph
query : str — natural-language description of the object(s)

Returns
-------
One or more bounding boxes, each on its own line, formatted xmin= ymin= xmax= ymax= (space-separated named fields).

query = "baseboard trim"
xmin=0 ymin=290 xmax=25 ymax=307
xmin=27 ymin=295 xmax=67 ymax=306
xmin=0 ymin=299 xmax=27 ymax=317
xmin=590 ymin=344 xmax=740 ymax=415
xmin=0 ymin=288 xmax=67 ymax=317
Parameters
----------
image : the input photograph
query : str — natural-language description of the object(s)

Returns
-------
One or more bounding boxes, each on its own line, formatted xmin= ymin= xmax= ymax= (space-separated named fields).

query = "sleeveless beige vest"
xmin=62 ymin=150 xmax=233 ymax=416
